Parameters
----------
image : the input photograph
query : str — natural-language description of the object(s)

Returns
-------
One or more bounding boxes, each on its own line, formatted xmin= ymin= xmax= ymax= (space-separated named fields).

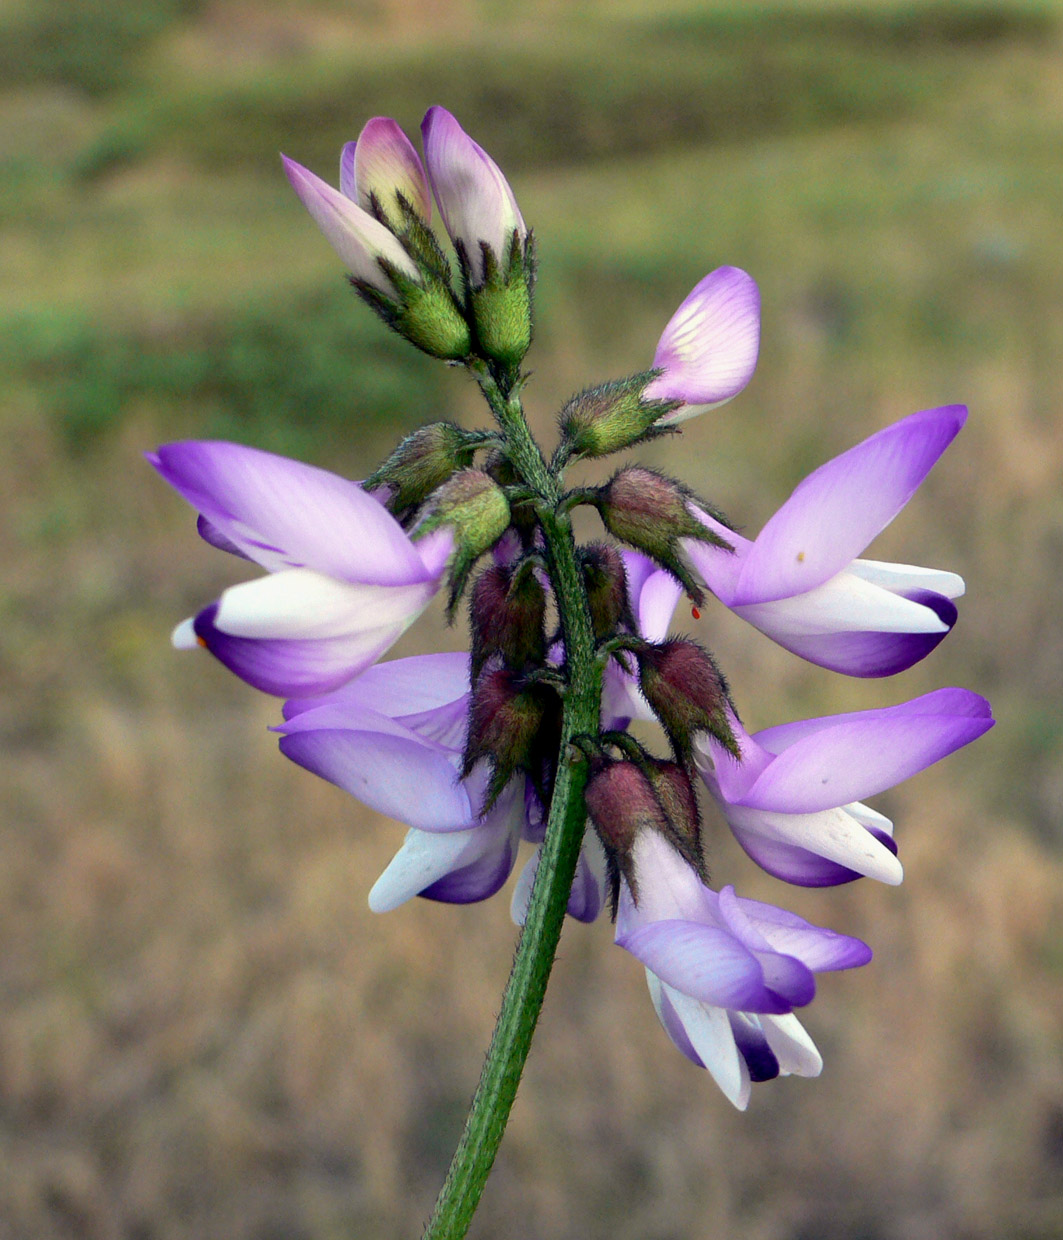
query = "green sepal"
xmin=559 ymin=369 xmax=681 ymax=460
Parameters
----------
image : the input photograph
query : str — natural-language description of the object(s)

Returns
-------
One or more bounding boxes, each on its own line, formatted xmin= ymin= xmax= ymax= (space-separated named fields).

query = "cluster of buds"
xmin=155 ymin=105 xmax=992 ymax=1112
xmin=283 ymin=108 xmax=535 ymax=380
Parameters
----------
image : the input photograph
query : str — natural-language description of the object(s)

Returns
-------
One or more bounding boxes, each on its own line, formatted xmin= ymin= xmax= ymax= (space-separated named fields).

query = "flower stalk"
xmin=424 ymin=377 xmax=602 ymax=1240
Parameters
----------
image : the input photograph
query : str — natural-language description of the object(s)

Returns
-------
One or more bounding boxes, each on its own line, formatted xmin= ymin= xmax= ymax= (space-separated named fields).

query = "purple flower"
xmin=421 ymin=106 xmax=526 ymax=284
xmin=339 ymin=116 xmax=433 ymax=232
xmin=683 ymin=405 xmax=968 ymax=676
xmin=150 ymin=441 xmax=453 ymax=697
xmin=277 ymin=652 xmax=525 ymax=908
xmin=281 ymin=153 xmax=421 ymax=296
xmin=642 ymin=267 xmax=761 ymax=423
xmin=616 ymin=830 xmax=871 ymax=1108
xmin=695 ymin=688 xmax=994 ymax=887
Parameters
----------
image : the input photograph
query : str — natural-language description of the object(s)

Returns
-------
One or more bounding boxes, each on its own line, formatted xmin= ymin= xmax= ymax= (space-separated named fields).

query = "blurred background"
xmin=2 ymin=0 xmax=1062 ymax=1236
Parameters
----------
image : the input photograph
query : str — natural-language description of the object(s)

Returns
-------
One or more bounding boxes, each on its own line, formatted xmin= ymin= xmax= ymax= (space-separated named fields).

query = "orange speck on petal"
xmin=691 ymin=605 xmax=701 ymax=620
xmin=196 ymin=635 xmax=208 ymax=649
xmin=797 ymin=551 xmax=806 ymax=562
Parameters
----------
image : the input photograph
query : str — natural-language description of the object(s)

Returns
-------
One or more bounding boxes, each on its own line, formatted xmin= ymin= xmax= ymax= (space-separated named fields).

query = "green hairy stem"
xmin=422 ymin=372 xmax=602 ymax=1240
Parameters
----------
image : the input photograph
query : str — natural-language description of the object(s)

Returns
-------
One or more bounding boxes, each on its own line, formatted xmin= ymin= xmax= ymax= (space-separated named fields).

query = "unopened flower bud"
xmin=469 ymin=562 xmax=547 ymax=678
xmin=464 ymin=667 xmax=559 ymax=809
xmin=416 ymin=468 xmax=511 ymax=613
xmin=579 ymin=543 xmax=632 ymax=641
xmin=639 ymin=639 xmax=739 ymax=760
xmin=340 ymin=117 xmax=433 ymax=233
xmin=559 ymin=371 xmax=679 ymax=459
xmin=366 ymin=422 xmax=477 ymax=520
xmin=597 ymin=468 xmax=731 ymax=601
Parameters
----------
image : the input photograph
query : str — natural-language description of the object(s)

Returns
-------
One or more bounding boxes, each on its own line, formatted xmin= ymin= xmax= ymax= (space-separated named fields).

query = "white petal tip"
xmin=878 ymin=856 xmax=904 ymax=886
xmin=171 ymin=617 xmax=199 ymax=649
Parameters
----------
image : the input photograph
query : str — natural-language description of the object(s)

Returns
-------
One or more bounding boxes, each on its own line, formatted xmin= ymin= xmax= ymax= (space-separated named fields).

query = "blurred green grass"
xmin=2 ymin=2 xmax=1063 ymax=1238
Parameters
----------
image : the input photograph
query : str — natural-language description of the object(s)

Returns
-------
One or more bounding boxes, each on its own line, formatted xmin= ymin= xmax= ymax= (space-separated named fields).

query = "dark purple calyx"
xmin=463 ymin=666 xmax=561 ymax=810
xmin=469 ymin=560 xmax=547 ymax=679
xmin=639 ymin=638 xmax=739 ymax=760
xmin=579 ymin=542 xmax=634 ymax=642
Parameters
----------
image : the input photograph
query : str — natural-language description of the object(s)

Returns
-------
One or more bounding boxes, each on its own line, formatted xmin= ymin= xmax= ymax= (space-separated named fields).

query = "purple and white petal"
xmin=726 ymin=828 xmax=891 ymax=888
xmin=282 ymin=155 xmax=420 ymax=293
xmin=659 ymin=982 xmax=750 ymax=1109
xmin=278 ymin=725 xmax=475 ymax=830
xmin=284 ymin=651 xmax=470 ymax=724
xmin=729 ymin=570 xmax=958 ymax=678
xmin=618 ymin=919 xmax=790 ymax=1014
xmin=734 ymin=689 xmax=994 ymax=813
xmin=731 ymin=405 xmax=967 ymax=604
xmin=729 ymin=1012 xmax=781 ymax=1082
xmin=645 ymin=267 xmax=761 ymax=423
xmin=368 ymin=820 xmax=517 ymax=912
xmin=635 ymin=567 xmax=685 ymax=643
xmin=728 ymin=891 xmax=873 ymax=971
xmin=150 ymin=441 xmax=440 ymax=583
xmin=187 ymin=568 xmax=439 ymax=695
xmin=421 ymin=106 xmax=525 ymax=283
xmin=715 ymin=801 xmax=904 ymax=885
xmin=647 ymin=972 xmax=706 ymax=1068
xmin=192 ymin=606 xmax=413 ymax=697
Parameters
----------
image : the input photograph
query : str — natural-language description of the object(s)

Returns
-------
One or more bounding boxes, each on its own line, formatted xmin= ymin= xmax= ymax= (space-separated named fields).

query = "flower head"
xmin=150 ymin=441 xmax=452 ymax=697
xmin=683 ymin=405 xmax=968 ymax=676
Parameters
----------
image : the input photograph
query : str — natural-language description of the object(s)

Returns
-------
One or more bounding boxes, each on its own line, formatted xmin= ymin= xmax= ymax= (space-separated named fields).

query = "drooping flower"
xmin=642 ymin=267 xmax=761 ymax=423
xmin=150 ymin=441 xmax=453 ymax=697
xmin=683 ymin=405 xmax=968 ymax=676
xmin=281 ymin=153 xmax=420 ymax=296
xmin=421 ymin=105 xmax=526 ymax=284
xmin=277 ymin=651 xmax=526 ymax=908
xmin=615 ymin=829 xmax=871 ymax=1108
xmin=695 ymin=687 xmax=994 ymax=886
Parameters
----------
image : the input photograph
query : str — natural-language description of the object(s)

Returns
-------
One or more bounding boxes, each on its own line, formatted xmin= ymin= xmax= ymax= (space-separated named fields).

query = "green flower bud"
xmin=470 ymin=231 xmax=535 ymax=373
xmin=365 ymin=422 xmax=478 ymax=521
xmin=416 ymin=468 xmax=511 ymax=614
xmin=393 ymin=277 xmax=471 ymax=360
xmin=559 ymin=371 xmax=679 ymax=460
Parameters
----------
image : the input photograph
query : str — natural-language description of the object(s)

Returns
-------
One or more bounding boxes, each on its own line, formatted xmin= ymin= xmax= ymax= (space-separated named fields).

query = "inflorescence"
xmin=151 ymin=107 xmax=993 ymax=1111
